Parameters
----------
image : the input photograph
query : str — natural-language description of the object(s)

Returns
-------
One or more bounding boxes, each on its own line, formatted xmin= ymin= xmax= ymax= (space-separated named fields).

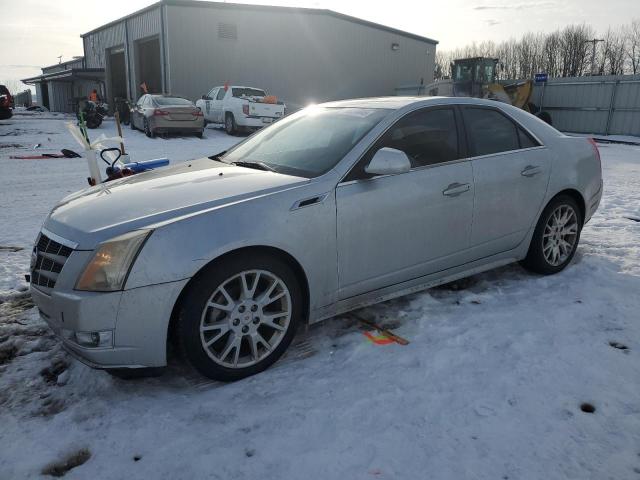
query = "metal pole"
xmin=584 ymin=39 xmax=604 ymax=75
xmin=605 ymin=80 xmax=619 ymax=135
xmin=540 ymin=81 xmax=545 ymax=111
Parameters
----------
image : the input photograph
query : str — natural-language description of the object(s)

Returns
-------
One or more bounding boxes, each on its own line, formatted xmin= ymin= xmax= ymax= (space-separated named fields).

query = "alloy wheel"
xmin=199 ymin=269 xmax=292 ymax=368
xmin=542 ymin=204 xmax=579 ymax=266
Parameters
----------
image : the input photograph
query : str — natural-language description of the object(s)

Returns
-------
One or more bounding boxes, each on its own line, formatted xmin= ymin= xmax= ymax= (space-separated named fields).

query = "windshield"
xmin=232 ymin=88 xmax=266 ymax=98
xmin=153 ymin=96 xmax=193 ymax=106
xmin=453 ymin=63 xmax=473 ymax=82
xmin=221 ymin=107 xmax=390 ymax=178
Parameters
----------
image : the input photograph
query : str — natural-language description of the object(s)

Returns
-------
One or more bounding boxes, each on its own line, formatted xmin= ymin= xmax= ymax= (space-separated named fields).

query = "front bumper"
xmin=31 ymin=278 xmax=189 ymax=368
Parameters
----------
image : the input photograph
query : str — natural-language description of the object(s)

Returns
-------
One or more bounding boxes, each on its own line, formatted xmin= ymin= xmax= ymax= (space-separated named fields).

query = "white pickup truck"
xmin=196 ymin=85 xmax=285 ymax=135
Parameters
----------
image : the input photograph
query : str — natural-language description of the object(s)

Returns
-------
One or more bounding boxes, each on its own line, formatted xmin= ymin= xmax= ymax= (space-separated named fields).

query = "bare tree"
xmin=436 ymin=20 xmax=640 ymax=80
xmin=599 ymin=29 xmax=627 ymax=75
xmin=0 ymin=79 xmax=23 ymax=93
xmin=625 ymin=19 xmax=640 ymax=74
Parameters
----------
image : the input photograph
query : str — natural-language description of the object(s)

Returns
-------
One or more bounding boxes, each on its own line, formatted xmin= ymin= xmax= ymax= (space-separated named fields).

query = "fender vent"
xmin=291 ymin=193 xmax=328 ymax=210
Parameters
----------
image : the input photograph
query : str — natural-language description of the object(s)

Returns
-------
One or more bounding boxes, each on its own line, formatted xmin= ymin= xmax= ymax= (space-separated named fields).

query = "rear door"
xmin=462 ymin=106 xmax=550 ymax=255
xmin=336 ymin=107 xmax=474 ymax=299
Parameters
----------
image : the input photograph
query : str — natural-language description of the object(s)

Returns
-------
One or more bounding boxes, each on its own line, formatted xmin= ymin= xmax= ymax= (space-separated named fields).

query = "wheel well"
xmin=553 ymin=189 xmax=586 ymax=224
xmin=166 ymin=246 xmax=310 ymax=354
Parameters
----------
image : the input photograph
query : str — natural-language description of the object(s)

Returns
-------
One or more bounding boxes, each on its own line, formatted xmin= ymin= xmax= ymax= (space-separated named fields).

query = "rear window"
xmin=153 ymin=96 xmax=193 ymax=106
xmin=232 ymin=88 xmax=266 ymax=98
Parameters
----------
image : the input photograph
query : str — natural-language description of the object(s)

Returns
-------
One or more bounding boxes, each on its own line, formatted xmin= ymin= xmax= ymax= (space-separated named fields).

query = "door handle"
xmin=442 ymin=182 xmax=471 ymax=197
xmin=521 ymin=165 xmax=542 ymax=177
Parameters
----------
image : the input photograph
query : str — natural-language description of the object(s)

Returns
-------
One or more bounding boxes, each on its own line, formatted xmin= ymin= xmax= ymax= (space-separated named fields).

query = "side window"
xmin=518 ymin=128 xmax=539 ymax=149
xmin=463 ymin=108 xmax=520 ymax=156
xmin=383 ymin=108 xmax=459 ymax=168
xmin=344 ymin=108 xmax=459 ymax=181
xmin=216 ymin=88 xmax=226 ymax=100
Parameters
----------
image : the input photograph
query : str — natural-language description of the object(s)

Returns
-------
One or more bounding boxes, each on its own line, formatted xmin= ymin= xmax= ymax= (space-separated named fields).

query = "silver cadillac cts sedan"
xmin=30 ymin=97 xmax=602 ymax=381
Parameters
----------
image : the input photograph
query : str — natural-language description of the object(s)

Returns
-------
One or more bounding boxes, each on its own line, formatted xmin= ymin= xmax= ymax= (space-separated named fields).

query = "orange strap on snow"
xmin=363 ymin=331 xmax=396 ymax=345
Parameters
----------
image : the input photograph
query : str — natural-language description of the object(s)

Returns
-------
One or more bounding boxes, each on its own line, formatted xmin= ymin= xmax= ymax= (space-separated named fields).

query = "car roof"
xmin=319 ymin=96 xmax=511 ymax=110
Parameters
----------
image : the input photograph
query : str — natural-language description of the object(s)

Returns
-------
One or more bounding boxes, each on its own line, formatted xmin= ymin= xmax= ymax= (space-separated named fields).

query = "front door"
xmin=462 ymin=106 xmax=551 ymax=255
xmin=132 ymin=95 xmax=146 ymax=129
xmin=336 ymin=107 xmax=474 ymax=299
xmin=212 ymin=87 xmax=227 ymax=123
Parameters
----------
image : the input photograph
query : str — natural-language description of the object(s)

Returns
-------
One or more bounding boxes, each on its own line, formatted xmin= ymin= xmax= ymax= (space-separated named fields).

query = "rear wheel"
xmin=177 ymin=253 xmax=302 ymax=381
xmin=225 ymin=113 xmax=237 ymax=135
xmin=521 ymin=195 xmax=582 ymax=275
xmin=144 ymin=118 xmax=155 ymax=138
xmin=195 ymin=130 xmax=204 ymax=139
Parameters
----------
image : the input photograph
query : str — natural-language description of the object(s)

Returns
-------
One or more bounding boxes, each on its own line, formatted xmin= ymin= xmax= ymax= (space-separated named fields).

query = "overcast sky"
xmin=0 ymin=0 xmax=637 ymax=89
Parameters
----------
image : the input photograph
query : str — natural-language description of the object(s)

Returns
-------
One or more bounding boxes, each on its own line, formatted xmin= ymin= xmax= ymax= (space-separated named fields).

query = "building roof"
xmin=41 ymin=57 xmax=85 ymax=72
xmin=21 ymin=69 xmax=104 ymax=85
xmin=80 ymin=0 xmax=438 ymax=45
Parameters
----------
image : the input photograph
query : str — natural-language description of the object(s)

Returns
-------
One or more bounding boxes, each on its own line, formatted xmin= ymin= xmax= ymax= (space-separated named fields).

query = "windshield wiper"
xmin=230 ymin=160 xmax=276 ymax=172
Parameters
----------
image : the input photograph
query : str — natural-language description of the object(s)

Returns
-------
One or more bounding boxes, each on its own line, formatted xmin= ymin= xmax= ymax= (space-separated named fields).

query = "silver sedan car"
xmin=30 ymin=97 xmax=602 ymax=381
xmin=130 ymin=94 xmax=205 ymax=138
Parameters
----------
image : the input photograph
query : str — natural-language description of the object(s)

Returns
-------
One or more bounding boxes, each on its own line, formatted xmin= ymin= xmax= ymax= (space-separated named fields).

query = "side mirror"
xmin=364 ymin=148 xmax=411 ymax=176
xmin=202 ymin=95 xmax=212 ymax=100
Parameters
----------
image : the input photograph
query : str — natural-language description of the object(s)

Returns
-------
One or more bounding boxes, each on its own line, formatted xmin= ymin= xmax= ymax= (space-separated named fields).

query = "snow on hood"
xmin=44 ymin=158 xmax=306 ymax=249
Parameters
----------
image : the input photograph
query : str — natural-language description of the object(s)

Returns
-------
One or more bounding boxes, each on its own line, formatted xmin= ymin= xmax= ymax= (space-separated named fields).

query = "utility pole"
xmin=584 ymin=39 xmax=604 ymax=75
xmin=57 ymin=55 xmax=62 ymax=64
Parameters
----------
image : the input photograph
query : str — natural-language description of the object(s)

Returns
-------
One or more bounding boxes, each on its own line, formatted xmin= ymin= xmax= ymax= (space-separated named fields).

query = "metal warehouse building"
xmin=77 ymin=0 xmax=437 ymax=111
xmin=22 ymin=58 xmax=104 ymax=113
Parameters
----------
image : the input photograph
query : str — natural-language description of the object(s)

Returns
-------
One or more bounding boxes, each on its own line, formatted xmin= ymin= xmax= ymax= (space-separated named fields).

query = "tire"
xmin=144 ymin=118 xmax=155 ymax=138
xmin=195 ymin=130 xmax=204 ymax=139
xmin=86 ymin=116 xmax=101 ymax=129
xmin=0 ymin=109 xmax=12 ymax=120
xmin=177 ymin=253 xmax=302 ymax=381
xmin=225 ymin=113 xmax=237 ymax=135
xmin=521 ymin=195 xmax=583 ymax=275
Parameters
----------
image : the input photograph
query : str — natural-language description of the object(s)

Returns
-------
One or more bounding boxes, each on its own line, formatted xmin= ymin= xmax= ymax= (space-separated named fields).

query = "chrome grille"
xmin=31 ymin=232 xmax=73 ymax=290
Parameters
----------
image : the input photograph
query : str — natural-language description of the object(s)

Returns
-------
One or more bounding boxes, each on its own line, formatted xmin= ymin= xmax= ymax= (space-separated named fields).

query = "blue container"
xmin=127 ymin=158 xmax=170 ymax=173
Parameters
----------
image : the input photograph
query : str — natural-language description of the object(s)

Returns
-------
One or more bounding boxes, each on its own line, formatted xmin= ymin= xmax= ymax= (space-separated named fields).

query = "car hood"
xmin=44 ymin=158 xmax=307 ymax=249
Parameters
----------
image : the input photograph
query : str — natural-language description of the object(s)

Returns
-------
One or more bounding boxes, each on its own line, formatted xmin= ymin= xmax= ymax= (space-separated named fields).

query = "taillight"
xmin=588 ymin=137 xmax=601 ymax=164
xmin=193 ymin=109 xmax=203 ymax=117
xmin=153 ymin=109 xmax=169 ymax=116
xmin=242 ymin=104 xmax=250 ymax=115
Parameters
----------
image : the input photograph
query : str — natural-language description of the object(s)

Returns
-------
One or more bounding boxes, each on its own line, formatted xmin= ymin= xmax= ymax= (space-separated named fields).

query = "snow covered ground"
xmin=1 ymin=112 xmax=640 ymax=479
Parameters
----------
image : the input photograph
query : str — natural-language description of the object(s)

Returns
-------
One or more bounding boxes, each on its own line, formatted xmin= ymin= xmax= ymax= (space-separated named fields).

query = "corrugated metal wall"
xmin=531 ymin=75 xmax=640 ymax=136
xmin=83 ymin=6 xmax=164 ymax=102
xmin=164 ymin=4 xmax=436 ymax=110
xmin=47 ymin=82 xmax=74 ymax=113
xmin=42 ymin=59 xmax=85 ymax=74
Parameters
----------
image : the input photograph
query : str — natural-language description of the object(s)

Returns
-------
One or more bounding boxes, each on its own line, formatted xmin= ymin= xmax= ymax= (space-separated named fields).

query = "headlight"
xmin=75 ymin=230 xmax=151 ymax=292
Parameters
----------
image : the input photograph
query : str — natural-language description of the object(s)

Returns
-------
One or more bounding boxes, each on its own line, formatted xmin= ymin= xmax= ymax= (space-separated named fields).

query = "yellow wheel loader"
xmin=425 ymin=57 xmax=552 ymax=124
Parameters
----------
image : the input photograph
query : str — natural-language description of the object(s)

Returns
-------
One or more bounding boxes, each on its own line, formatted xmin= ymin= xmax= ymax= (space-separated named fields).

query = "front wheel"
xmin=177 ymin=253 xmax=302 ymax=381
xmin=521 ymin=195 xmax=583 ymax=275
